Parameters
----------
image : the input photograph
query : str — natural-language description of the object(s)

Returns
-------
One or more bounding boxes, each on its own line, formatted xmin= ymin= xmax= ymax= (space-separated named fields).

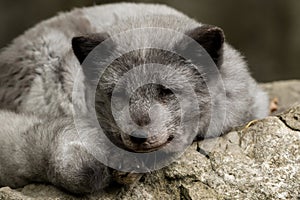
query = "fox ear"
xmin=72 ymin=33 xmax=110 ymax=64
xmin=181 ymin=25 xmax=225 ymax=66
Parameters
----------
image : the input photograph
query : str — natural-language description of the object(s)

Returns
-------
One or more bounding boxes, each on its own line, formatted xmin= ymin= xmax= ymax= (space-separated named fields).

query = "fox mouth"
xmin=124 ymin=135 xmax=174 ymax=153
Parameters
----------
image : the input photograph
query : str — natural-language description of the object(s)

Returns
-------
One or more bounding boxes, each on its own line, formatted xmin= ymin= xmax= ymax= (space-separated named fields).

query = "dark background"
xmin=0 ymin=0 xmax=299 ymax=82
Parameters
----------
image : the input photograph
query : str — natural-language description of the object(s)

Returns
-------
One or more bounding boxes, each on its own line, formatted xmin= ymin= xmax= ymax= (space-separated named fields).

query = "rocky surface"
xmin=1 ymin=80 xmax=300 ymax=200
xmin=261 ymin=80 xmax=300 ymax=114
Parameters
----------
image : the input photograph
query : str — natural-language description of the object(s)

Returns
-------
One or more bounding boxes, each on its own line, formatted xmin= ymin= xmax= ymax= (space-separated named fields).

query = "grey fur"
xmin=0 ymin=3 xmax=269 ymax=194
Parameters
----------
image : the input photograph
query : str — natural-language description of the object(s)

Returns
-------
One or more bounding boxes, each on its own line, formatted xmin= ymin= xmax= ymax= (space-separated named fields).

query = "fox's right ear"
xmin=72 ymin=33 xmax=111 ymax=64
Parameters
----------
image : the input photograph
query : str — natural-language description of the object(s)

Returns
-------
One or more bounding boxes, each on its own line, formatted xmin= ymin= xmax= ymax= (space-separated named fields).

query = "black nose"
xmin=130 ymin=130 xmax=148 ymax=144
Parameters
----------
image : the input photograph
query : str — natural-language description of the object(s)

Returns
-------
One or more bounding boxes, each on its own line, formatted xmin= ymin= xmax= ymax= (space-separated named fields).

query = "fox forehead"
xmin=97 ymin=48 xmax=202 ymax=94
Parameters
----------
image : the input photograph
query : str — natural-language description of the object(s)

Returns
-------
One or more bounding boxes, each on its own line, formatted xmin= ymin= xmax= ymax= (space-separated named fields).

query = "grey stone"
xmin=261 ymin=80 xmax=300 ymax=114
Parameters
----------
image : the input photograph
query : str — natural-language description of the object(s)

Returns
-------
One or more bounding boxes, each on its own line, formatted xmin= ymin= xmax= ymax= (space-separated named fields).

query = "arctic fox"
xmin=0 ymin=3 xmax=268 ymax=193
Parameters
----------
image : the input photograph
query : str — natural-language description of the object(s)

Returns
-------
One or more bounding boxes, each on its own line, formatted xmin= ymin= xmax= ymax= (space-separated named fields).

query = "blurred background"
xmin=0 ymin=0 xmax=299 ymax=82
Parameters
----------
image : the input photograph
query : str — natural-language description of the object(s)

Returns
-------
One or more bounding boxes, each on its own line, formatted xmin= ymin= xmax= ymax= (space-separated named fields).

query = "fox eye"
xmin=158 ymin=85 xmax=174 ymax=97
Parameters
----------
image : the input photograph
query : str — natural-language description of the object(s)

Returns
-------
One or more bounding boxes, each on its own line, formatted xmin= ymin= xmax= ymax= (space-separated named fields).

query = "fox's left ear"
xmin=178 ymin=25 xmax=225 ymax=67
xmin=188 ymin=25 xmax=225 ymax=65
xmin=72 ymin=33 xmax=111 ymax=64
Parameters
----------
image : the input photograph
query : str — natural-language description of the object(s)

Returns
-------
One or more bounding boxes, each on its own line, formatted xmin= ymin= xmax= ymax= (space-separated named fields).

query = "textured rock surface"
xmin=1 ymin=80 xmax=300 ymax=200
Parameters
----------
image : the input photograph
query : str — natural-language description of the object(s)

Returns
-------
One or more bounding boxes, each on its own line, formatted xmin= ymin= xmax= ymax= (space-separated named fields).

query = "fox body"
xmin=0 ymin=3 xmax=268 ymax=193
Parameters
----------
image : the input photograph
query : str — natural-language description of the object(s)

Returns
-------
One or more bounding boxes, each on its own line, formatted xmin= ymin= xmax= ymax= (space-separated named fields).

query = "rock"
xmin=260 ymin=80 xmax=300 ymax=114
xmin=1 ymin=80 xmax=300 ymax=200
